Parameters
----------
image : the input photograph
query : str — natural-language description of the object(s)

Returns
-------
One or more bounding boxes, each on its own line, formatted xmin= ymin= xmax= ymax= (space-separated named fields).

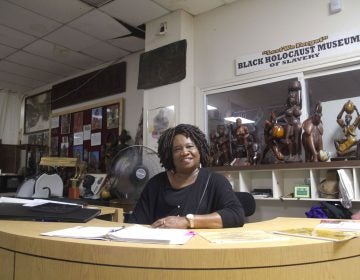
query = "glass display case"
xmin=205 ymin=64 xmax=360 ymax=202
xmin=206 ymin=67 xmax=360 ymax=166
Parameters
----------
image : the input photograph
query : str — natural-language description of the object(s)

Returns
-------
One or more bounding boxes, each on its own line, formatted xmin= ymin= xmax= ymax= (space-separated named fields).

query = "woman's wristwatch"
xmin=186 ymin=214 xmax=195 ymax=228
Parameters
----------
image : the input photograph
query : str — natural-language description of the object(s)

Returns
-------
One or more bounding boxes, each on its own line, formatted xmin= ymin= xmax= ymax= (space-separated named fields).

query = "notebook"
xmin=0 ymin=203 xmax=100 ymax=223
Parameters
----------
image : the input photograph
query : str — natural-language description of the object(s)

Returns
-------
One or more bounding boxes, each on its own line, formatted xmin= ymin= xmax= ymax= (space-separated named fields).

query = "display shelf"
xmin=211 ymin=160 xmax=360 ymax=202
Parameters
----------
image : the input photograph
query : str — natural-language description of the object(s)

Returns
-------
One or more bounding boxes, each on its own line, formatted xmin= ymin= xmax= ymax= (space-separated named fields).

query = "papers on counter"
xmin=41 ymin=224 xmax=195 ymax=245
xmin=273 ymin=227 xmax=358 ymax=242
xmin=316 ymin=220 xmax=360 ymax=231
xmin=273 ymin=220 xmax=360 ymax=242
xmin=199 ymin=230 xmax=288 ymax=244
xmin=41 ymin=226 xmax=123 ymax=240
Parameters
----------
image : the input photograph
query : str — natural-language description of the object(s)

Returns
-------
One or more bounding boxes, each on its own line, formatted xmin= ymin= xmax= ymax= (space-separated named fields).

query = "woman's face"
xmin=172 ymin=134 xmax=200 ymax=172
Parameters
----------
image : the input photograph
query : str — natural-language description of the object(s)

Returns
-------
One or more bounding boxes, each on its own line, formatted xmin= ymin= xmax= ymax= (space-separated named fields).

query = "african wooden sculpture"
xmin=262 ymin=81 xmax=302 ymax=163
xmin=302 ymin=102 xmax=327 ymax=162
xmin=334 ymin=100 xmax=360 ymax=157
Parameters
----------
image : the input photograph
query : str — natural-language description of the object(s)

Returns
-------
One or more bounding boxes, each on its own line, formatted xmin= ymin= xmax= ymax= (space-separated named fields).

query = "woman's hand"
xmin=152 ymin=216 xmax=189 ymax=229
xmin=352 ymin=211 xmax=360 ymax=220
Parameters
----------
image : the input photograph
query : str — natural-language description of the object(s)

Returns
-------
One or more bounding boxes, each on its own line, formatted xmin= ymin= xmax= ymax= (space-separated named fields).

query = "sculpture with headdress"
xmin=334 ymin=100 xmax=360 ymax=158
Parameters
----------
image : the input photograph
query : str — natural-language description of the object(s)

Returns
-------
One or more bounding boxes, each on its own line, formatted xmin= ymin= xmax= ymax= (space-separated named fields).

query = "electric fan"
xmin=108 ymin=145 xmax=164 ymax=202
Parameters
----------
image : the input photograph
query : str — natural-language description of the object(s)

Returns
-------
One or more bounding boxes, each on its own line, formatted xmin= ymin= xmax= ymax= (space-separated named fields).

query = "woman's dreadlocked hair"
xmin=157 ymin=124 xmax=210 ymax=171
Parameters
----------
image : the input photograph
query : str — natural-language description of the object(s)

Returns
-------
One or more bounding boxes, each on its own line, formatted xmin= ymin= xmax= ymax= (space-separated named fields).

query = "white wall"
xmin=143 ymin=10 xmax=195 ymax=148
xmin=0 ymin=93 xmax=22 ymax=144
xmin=194 ymin=0 xmax=360 ymax=88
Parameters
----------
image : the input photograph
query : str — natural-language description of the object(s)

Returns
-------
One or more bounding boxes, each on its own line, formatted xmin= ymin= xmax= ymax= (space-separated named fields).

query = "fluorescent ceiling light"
xmin=224 ymin=117 xmax=255 ymax=124
xmin=207 ymin=105 xmax=217 ymax=110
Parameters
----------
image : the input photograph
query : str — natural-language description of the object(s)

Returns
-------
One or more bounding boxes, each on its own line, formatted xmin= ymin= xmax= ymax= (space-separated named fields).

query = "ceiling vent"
xmin=80 ymin=0 xmax=115 ymax=8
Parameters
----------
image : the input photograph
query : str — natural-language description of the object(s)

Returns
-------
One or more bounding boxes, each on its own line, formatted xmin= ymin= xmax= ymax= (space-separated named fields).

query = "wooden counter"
xmin=0 ymin=217 xmax=359 ymax=279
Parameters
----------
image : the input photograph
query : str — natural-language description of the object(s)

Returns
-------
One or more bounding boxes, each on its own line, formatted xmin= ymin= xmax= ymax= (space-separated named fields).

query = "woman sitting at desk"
xmin=127 ymin=124 xmax=245 ymax=229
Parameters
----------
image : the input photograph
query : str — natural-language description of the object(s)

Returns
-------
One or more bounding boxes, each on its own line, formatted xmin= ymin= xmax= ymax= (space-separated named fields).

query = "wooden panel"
xmin=51 ymin=62 xmax=126 ymax=110
xmin=14 ymin=252 xmax=360 ymax=280
xmin=1 ymin=217 xmax=360 ymax=280
xmin=0 ymin=248 xmax=14 ymax=280
xmin=0 ymin=144 xmax=20 ymax=173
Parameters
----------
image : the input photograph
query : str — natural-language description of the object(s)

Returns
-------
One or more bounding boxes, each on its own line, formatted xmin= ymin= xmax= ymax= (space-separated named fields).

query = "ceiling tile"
xmin=82 ymin=41 xmax=130 ymax=61
xmin=153 ymin=0 xmax=238 ymax=15
xmin=7 ymin=51 xmax=79 ymax=76
xmin=0 ymin=1 xmax=62 ymax=37
xmin=24 ymin=40 xmax=102 ymax=69
xmin=111 ymin=36 xmax=144 ymax=52
xmin=7 ymin=0 xmax=92 ymax=23
xmin=0 ymin=79 xmax=32 ymax=93
xmin=0 ymin=25 xmax=36 ymax=49
xmin=69 ymin=9 xmax=130 ymax=40
xmin=0 ymin=60 xmax=64 ymax=82
xmin=44 ymin=26 xmax=102 ymax=52
xmin=0 ymin=45 xmax=17 ymax=59
xmin=100 ymin=0 xmax=169 ymax=26
xmin=0 ymin=71 xmax=44 ymax=88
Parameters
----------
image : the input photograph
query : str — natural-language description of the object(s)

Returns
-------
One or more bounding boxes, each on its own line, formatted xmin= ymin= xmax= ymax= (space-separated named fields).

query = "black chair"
xmin=235 ymin=192 xmax=256 ymax=217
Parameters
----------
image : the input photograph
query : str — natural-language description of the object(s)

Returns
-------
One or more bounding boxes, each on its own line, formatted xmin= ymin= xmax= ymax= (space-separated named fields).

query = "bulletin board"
xmin=50 ymin=99 xmax=124 ymax=174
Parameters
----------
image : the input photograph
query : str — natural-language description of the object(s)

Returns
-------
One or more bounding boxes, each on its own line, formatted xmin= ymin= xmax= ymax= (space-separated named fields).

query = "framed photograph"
xmin=24 ymin=91 xmax=51 ymax=134
xmin=91 ymin=107 xmax=103 ymax=130
xmin=73 ymin=112 xmax=83 ymax=133
xmin=106 ymin=104 xmax=119 ymax=129
xmin=88 ymin=151 xmax=100 ymax=173
xmin=73 ymin=145 xmax=83 ymax=161
xmin=60 ymin=135 xmax=68 ymax=153
xmin=147 ymin=105 xmax=175 ymax=150
xmin=51 ymin=116 xmax=59 ymax=129
xmin=73 ymin=132 xmax=84 ymax=146
xmin=60 ymin=114 xmax=71 ymax=134
xmin=51 ymin=136 xmax=59 ymax=156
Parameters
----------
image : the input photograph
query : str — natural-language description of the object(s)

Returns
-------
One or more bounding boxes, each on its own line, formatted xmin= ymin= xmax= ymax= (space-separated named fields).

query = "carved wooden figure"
xmin=334 ymin=100 xmax=360 ymax=157
xmin=302 ymin=102 xmax=325 ymax=162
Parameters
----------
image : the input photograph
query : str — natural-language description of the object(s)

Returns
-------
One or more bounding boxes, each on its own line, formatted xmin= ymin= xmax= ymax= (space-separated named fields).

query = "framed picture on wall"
xmin=24 ymin=91 xmax=51 ymax=134
xmin=73 ymin=112 xmax=83 ymax=133
xmin=147 ymin=105 xmax=175 ymax=151
xmin=106 ymin=104 xmax=119 ymax=129
xmin=50 ymin=98 xmax=124 ymax=164
xmin=60 ymin=114 xmax=71 ymax=134
xmin=91 ymin=107 xmax=103 ymax=130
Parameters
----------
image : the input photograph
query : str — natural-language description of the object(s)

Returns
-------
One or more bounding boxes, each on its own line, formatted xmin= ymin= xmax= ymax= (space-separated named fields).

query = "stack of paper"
xmin=41 ymin=224 xmax=195 ymax=245
xmin=199 ymin=230 xmax=288 ymax=244
xmin=273 ymin=222 xmax=360 ymax=242
xmin=41 ymin=226 xmax=123 ymax=240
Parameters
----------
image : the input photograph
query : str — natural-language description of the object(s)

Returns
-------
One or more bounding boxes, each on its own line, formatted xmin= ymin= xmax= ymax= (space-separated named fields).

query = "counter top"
xmin=0 ymin=217 xmax=359 ymax=279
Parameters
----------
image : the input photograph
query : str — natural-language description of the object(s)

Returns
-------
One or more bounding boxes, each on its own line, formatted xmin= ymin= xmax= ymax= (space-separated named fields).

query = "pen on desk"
xmin=110 ymin=227 xmax=124 ymax=233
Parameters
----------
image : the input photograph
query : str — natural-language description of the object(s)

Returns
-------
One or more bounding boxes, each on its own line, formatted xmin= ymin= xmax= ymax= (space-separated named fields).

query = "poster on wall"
xmin=147 ymin=105 xmax=175 ymax=151
xmin=51 ymin=116 xmax=59 ymax=129
xmin=73 ymin=132 xmax=84 ymax=146
xmin=106 ymin=104 xmax=119 ymax=129
xmin=73 ymin=112 xmax=83 ymax=133
xmin=83 ymin=124 xmax=91 ymax=140
xmin=91 ymin=132 xmax=101 ymax=146
xmin=88 ymin=151 xmax=99 ymax=172
xmin=49 ymin=99 xmax=123 ymax=172
xmin=91 ymin=107 xmax=103 ymax=130
xmin=60 ymin=114 xmax=71 ymax=134
xmin=60 ymin=136 xmax=69 ymax=157
xmin=51 ymin=137 xmax=59 ymax=156
xmin=24 ymin=91 xmax=51 ymax=134
xmin=73 ymin=145 xmax=83 ymax=161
